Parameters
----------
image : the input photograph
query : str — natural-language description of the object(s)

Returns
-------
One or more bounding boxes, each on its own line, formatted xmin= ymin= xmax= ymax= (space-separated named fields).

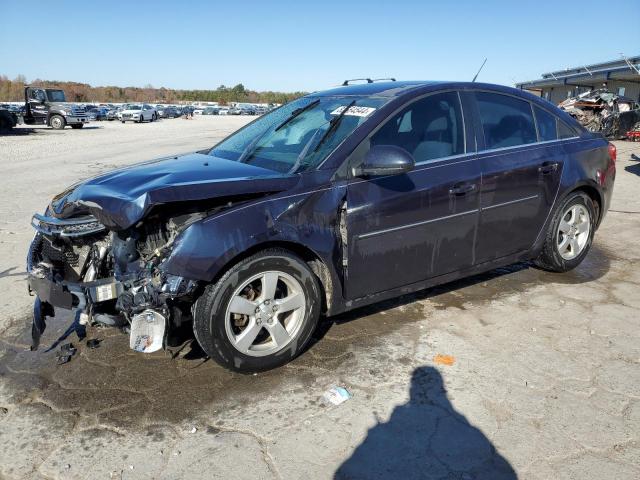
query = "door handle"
xmin=538 ymin=162 xmax=559 ymax=174
xmin=449 ymin=183 xmax=476 ymax=196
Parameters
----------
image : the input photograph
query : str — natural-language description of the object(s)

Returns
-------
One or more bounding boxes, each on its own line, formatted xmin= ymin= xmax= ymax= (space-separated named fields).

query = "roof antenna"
xmin=472 ymin=58 xmax=487 ymax=82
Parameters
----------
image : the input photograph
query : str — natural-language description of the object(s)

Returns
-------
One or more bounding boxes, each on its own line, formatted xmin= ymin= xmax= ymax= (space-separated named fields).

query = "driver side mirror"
xmin=353 ymin=145 xmax=415 ymax=177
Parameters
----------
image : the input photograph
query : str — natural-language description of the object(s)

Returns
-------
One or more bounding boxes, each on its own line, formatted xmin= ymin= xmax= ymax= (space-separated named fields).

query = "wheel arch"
xmin=568 ymin=183 xmax=603 ymax=227
xmin=47 ymin=111 xmax=64 ymax=126
xmin=209 ymin=240 xmax=335 ymax=314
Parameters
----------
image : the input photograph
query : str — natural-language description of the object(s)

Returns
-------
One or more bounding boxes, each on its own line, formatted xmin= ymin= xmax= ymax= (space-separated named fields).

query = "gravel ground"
xmin=0 ymin=121 xmax=639 ymax=479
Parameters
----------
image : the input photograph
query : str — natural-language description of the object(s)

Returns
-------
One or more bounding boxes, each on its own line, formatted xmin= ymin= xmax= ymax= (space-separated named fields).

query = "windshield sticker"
xmin=330 ymin=105 xmax=376 ymax=117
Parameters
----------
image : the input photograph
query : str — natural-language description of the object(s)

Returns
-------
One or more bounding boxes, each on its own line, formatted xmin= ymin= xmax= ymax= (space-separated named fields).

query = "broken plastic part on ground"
xmin=322 ymin=386 xmax=352 ymax=406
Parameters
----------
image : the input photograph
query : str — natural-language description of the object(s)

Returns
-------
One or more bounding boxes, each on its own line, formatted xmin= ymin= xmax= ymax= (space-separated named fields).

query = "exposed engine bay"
xmin=27 ymin=208 xmax=205 ymax=352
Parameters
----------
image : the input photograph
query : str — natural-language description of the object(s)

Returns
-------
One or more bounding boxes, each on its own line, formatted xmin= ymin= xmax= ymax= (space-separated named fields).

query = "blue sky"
xmin=1 ymin=0 xmax=638 ymax=92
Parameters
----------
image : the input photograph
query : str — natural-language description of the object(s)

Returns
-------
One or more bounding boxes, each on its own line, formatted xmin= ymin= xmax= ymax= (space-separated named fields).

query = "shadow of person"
xmin=335 ymin=366 xmax=517 ymax=480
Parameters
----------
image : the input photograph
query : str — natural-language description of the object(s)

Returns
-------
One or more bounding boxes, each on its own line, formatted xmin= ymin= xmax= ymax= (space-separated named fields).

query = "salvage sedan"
xmin=27 ymin=81 xmax=616 ymax=372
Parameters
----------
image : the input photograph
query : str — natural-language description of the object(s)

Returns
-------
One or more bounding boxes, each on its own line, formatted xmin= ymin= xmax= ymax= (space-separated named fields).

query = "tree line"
xmin=0 ymin=75 xmax=306 ymax=105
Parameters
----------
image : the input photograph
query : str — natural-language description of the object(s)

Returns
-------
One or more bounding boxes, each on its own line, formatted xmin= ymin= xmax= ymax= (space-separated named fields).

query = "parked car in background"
xmin=228 ymin=106 xmax=241 ymax=115
xmin=106 ymin=108 xmax=119 ymax=121
xmin=120 ymin=104 xmax=157 ymax=123
xmin=193 ymin=107 xmax=205 ymax=115
xmin=202 ymin=106 xmax=219 ymax=115
xmin=88 ymin=107 xmax=108 ymax=121
xmin=240 ymin=105 xmax=256 ymax=115
xmin=163 ymin=106 xmax=180 ymax=118
xmin=218 ymin=107 xmax=229 ymax=115
xmin=26 ymin=80 xmax=616 ymax=373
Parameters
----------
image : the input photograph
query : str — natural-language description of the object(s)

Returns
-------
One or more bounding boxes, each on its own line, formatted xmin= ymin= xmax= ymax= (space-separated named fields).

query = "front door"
xmin=26 ymin=87 xmax=48 ymax=124
xmin=345 ymin=91 xmax=480 ymax=300
xmin=471 ymin=91 xmax=564 ymax=262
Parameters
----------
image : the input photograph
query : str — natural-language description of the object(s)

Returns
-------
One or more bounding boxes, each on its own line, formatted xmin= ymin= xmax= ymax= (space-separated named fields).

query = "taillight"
xmin=608 ymin=143 xmax=617 ymax=163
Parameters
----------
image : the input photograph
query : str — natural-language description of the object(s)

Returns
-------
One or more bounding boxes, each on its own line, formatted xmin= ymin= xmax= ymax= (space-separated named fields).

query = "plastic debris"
xmin=129 ymin=309 xmax=165 ymax=353
xmin=434 ymin=354 xmax=455 ymax=366
xmin=190 ymin=426 xmax=197 ymax=433
xmin=56 ymin=343 xmax=77 ymax=365
xmin=322 ymin=386 xmax=352 ymax=406
xmin=86 ymin=338 xmax=101 ymax=349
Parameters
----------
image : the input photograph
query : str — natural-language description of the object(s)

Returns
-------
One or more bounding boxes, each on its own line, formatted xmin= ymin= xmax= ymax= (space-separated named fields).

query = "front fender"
xmin=160 ymin=183 xmax=347 ymax=298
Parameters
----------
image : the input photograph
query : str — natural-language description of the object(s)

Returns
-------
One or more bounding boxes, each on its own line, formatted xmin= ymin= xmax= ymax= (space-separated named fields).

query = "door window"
xmin=475 ymin=92 xmax=537 ymax=149
xmin=30 ymin=89 xmax=45 ymax=102
xmin=533 ymin=106 xmax=557 ymax=142
xmin=557 ymin=120 xmax=578 ymax=139
xmin=371 ymin=92 xmax=464 ymax=162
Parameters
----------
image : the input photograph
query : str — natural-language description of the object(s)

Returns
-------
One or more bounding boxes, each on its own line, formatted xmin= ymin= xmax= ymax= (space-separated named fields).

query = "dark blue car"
xmin=28 ymin=81 xmax=616 ymax=371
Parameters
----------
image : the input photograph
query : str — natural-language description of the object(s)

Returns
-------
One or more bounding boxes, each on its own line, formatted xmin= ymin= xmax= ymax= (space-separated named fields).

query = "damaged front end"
xmin=27 ymin=209 xmax=201 ymax=352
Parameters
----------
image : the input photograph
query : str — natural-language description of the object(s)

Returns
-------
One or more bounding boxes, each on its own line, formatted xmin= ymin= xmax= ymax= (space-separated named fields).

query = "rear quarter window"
xmin=475 ymin=92 xmax=537 ymax=150
xmin=558 ymin=119 xmax=579 ymax=139
xmin=533 ymin=106 xmax=558 ymax=142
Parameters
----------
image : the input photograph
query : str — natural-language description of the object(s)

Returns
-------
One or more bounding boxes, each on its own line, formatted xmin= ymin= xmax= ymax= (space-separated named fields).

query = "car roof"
xmin=310 ymin=80 xmax=542 ymax=102
xmin=312 ymin=81 xmax=441 ymax=97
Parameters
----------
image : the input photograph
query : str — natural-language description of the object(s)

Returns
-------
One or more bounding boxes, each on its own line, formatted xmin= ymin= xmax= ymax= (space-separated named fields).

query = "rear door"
xmin=345 ymin=91 xmax=481 ymax=299
xmin=471 ymin=91 xmax=565 ymax=262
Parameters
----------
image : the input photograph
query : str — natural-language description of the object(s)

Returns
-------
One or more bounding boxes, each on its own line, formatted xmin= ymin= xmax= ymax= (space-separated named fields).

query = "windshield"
xmin=46 ymin=89 xmax=66 ymax=102
xmin=128 ymin=105 xmax=142 ymax=110
xmin=210 ymin=95 xmax=387 ymax=173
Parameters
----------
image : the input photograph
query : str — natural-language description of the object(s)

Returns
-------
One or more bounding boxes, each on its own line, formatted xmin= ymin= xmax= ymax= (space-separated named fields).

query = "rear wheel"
xmin=534 ymin=191 xmax=596 ymax=272
xmin=49 ymin=115 xmax=65 ymax=130
xmin=194 ymin=249 xmax=321 ymax=372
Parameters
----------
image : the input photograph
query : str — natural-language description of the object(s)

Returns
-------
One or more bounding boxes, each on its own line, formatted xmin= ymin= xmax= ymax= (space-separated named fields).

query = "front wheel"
xmin=534 ymin=191 xmax=596 ymax=272
xmin=49 ymin=115 xmax=65 ymax=130
xmin=194 ymin=249 xmax=321 ymax=372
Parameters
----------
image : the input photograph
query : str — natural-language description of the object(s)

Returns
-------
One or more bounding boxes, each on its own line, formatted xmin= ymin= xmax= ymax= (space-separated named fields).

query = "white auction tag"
xmin=330 ymin=105 xmax=376 ymax=117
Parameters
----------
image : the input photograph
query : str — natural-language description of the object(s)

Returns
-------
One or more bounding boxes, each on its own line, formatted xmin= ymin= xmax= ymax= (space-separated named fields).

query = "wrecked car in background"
xmin=28 ymin=80 xmax=615 ymax=372
xmin=559 ymin=88 xmax=640 ymax=139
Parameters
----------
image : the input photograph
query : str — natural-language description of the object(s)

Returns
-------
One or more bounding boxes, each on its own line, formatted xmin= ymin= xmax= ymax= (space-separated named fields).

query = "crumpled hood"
xmin=50 ymin=153 xmax=297 ymax=230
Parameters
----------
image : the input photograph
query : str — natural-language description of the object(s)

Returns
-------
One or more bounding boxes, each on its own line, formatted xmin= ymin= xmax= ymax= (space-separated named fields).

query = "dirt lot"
xmin=1 ymin=118 xmax=639 ymax=479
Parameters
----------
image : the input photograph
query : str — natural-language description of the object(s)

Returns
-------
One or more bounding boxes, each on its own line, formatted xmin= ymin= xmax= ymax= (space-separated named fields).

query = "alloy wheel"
xmin=224 ymin=271 xmax=306 ymax=357
xmin=557 ymin=204 xmax=590 ymax=260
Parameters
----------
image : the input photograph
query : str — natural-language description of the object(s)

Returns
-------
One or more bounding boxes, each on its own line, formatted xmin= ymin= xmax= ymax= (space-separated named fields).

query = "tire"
xmin=71 ymin=124 xmax=83 ymax=129
xmin=194 ymin=248 xmax=321 ymax=373
xmin=534 ymin=191 xmax=596 ymax=272
xmin=49 ymin=115 xmax=65 ymax=130
xmin=121 ymin=120 xmax=125 ymax=123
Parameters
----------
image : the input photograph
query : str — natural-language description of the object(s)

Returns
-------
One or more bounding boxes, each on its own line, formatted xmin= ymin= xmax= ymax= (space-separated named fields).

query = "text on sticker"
xmin=330 ymin=106 xmax=376 ymax=117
